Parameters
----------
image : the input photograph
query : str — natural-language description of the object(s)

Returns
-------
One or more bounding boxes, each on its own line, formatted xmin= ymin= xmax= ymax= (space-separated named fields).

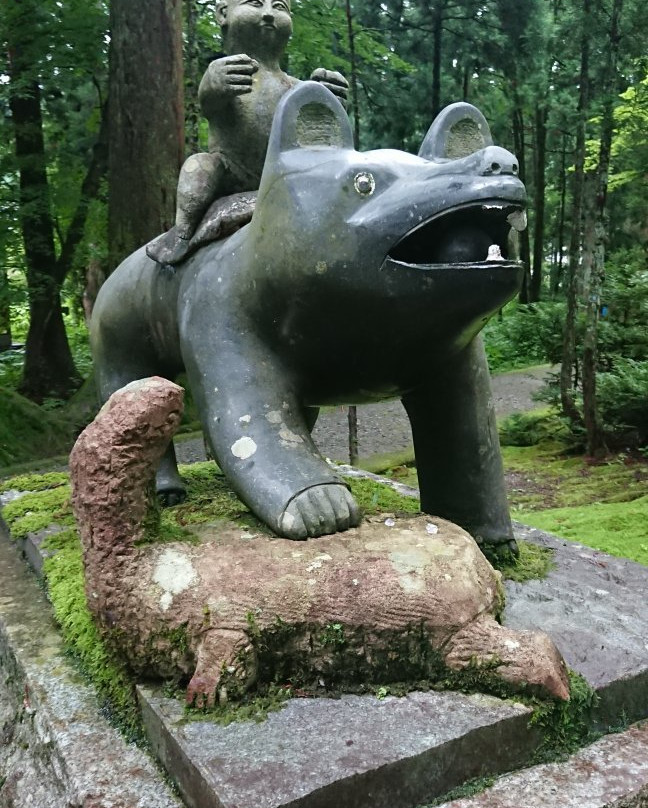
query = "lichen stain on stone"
xmin=306 ymin=553 xmax=333 ymax=573
xmin=153 ymin=548 xmax=198 ymax=612
xmin=279 ymin=427 xmax=303 ymax=446
xmin=265 ymin=410 xmax=283 ymax=424
xmin=231 ymin=436 xmax=258 ymax=459
xmin=388 ymin=548 xmax=429 ymax=594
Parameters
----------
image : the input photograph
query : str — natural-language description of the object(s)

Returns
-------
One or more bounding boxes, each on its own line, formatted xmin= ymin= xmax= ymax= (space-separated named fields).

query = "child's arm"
xmin=199 ymin=53 xmax=259 ymax=116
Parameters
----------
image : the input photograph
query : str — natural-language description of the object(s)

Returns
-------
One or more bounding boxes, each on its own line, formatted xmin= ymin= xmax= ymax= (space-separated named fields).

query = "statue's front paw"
xmin=186 ymin=671 xmax=220 ymax=710
xmin=279 ymin=484 xmax=361 ymax=539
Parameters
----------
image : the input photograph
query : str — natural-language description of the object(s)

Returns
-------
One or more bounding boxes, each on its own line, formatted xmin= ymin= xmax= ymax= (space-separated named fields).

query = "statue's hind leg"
xmin=402 ymin=335 xmax=517 ymax=559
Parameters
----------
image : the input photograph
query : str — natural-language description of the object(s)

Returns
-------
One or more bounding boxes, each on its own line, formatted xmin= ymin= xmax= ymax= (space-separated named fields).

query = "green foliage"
xmin=498 ymin=409 xmax=570 ymax=448
xmin=0 ymin=386 xmax=74 ymax=467
xmin=483 ymin=303 xmax=565 ymax=372
xmin=530 ymin=671 xmax=598 ymax=759
xmin=597 ymin=360 xmax=648 ymax=442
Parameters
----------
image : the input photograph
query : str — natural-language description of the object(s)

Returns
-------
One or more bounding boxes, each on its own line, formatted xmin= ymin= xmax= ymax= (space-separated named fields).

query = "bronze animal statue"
xmin=91 ymin=82 xmax=526 ymax=554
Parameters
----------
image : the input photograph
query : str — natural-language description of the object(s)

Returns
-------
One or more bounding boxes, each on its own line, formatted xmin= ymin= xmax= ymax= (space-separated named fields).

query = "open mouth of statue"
xmin=388 ymin=200 xmax=527 ymax=267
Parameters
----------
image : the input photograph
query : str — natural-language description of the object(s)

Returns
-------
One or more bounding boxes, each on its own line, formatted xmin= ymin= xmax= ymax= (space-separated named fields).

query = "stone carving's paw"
xmin=186 ymin=670 xmax=220 ymax=710
xmin=309 ymin=68 xmax=349 ymax=107
xmin=280 ymin=484 xmax=361 ymax=539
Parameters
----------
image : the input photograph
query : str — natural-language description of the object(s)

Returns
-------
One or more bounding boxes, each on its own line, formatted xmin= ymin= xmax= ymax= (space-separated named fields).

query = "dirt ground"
xmin=175 ymin=366 xmax=554 ymax=466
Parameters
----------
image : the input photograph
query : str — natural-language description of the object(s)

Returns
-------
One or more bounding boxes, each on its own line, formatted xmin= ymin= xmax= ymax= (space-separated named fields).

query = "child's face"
xmin=223 ymin=0 xmax=292 ymax=55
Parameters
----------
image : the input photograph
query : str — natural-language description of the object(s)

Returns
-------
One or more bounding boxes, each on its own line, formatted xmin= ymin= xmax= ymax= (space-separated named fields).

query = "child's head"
xmin=216 ymin=0 xmax=292 ymax=57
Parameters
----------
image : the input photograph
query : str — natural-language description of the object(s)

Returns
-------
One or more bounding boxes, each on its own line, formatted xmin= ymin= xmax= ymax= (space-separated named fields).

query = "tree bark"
xmin=582 ymin=0 xmax=623 ymax=457
xmin=431 ymin=2 xmax=443 ymax=119
xmin=345 ymin=0 xmax=360 ymax=464
xmin=550 ymin=132 xmax=568 ymax=298
xmin=529 ymin=101 xmax=547 ymax=303
xmin=560 ymin=0 xmax=591 ymax=427
xmin=0 ymin=269 xmax=11 ymax=351
xmin=512 ymin=106 xmax=531 ymax=303
xmin=345 ymin=0 xmax=361 ymax=149
xmin=8 ymin=59 xmax=81 ymax=401
xmin=108 ymin=0 xmax=184 ymax=269
xmin=184 ymin=0 xmax=201 ymax=155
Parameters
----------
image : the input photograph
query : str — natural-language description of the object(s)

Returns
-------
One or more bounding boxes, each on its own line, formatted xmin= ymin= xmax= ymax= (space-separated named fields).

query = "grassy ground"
xmin=374 ymin=440 xmax=648 ymax=566
xmin=503 ymin=442 xmax=648 ymax=565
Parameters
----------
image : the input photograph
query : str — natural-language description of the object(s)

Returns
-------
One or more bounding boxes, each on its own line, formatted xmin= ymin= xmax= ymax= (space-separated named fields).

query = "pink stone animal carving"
xmin=70 ymin=378 xmax=569 ymax=707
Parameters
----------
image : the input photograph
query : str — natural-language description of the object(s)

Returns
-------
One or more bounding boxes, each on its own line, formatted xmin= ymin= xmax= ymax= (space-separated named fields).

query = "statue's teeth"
xmin=486 ymin=244 xmax=503 ymax=261
xmin=507 ymin=209 xmax=528 ymax=231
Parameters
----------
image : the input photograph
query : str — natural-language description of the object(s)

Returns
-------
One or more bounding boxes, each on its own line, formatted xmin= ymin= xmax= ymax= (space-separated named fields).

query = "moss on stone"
xmin=0 ymin=462 xmax=569 ymax=741
xmin=0 ymin=471 xmax=69 ymax=493
xmin=497 ymin=540 xmax=555 ymax=582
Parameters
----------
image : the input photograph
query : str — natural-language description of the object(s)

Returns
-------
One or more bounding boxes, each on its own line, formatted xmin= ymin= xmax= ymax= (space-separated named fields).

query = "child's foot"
xmin=146 ymin=226 xmax=192 ymax=266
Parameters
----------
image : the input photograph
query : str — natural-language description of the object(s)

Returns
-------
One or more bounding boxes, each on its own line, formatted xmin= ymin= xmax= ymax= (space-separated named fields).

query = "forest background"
xmin=0 ymin=0 xmax=647 ymax=468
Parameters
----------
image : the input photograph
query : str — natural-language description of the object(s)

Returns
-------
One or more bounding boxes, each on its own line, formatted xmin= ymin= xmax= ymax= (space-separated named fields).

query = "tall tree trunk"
xmin=530 ymin=101 xmax=547 ymax=302
xmin=582 ymin=0 xmax=623 ymax=457
xmin=512 ymin=106 xmax=531 ymax=303
xmin=184 ymin=0 xmax=201 ymax=155
xmin=345 ymin=0 xmax=361 ymax=149
xmin=108 ymin=0 xmax=184 ymax=269
xmin=550 ymin=132 xmax=568 ymax=297
xmin=8 ymin=55 xmax=81 ymax=401
xmin=345 ymin=0 xmax=360 ymax=464
xmin=431 ymin=3 xmax=443 ymax=118
xmin=560 ymin=0 xmax=591 ymax=427
xmin=0 ymin=269 xmax=10 ymax=351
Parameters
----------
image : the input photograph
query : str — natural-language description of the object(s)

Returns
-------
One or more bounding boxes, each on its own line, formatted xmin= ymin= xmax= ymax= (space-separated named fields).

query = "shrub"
xmin=597 ymin=359 xmax=648 ymax=444
xmin=484 ymin=302 xmax=565 ymax=372
xmin=498 ymin=409 xmax=570 ymax=447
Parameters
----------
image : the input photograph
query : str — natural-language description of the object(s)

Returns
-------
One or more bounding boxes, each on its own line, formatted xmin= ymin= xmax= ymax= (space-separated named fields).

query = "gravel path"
xmin=175 ymin=366 xmax=553 ymax=466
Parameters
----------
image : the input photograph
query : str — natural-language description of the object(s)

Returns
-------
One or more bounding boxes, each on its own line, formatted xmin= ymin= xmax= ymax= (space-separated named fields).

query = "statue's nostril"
xmin=512 ymin=164 xmax=519 ymax=174
xmin=491 ymin=162 xmax=501 ymax=173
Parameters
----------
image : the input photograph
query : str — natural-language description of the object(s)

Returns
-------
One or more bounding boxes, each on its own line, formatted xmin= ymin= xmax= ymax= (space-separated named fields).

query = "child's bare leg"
xmin=175 ymin=152 xmax=225 ymax=238
xmin=147 ymin=152 xmax=225 ymax=266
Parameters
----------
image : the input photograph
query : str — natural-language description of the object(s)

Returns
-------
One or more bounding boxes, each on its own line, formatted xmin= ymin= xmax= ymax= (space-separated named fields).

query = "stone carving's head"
xmin=216 ymin=0 xmax=292 ymax=57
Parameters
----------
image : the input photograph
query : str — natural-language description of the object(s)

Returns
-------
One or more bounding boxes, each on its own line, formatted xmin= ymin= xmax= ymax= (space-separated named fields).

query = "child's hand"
xmin=205 ymin=54 xmax=259 ymax=96
xmin=310 ymin=69 xmax=349 ymax=108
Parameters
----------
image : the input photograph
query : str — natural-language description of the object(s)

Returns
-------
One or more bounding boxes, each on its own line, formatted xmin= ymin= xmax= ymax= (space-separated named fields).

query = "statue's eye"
xmin=354 ymin=172 xmax=375 ymax=196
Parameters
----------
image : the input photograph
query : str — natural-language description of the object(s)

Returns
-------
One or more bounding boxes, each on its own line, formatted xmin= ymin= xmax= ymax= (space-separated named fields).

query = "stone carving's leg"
xmin=443 ymin=614 xmax=570 ymax=700
xmin=186 ymin=628 xmax=256 ymax=709
xmin=148 ymin=152 xmax=226 ymax=266
xmin=182 ymin=325 xmax=360 ymax=539
xmin=402 ymin=336 xmax=517 ymax=556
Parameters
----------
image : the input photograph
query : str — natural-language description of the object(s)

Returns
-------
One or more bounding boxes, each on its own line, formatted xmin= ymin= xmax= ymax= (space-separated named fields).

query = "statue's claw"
xmin=279 ymin=484 xmax=361 ymax=539
xmin=157 ymin=487 xmax=187 ymax=507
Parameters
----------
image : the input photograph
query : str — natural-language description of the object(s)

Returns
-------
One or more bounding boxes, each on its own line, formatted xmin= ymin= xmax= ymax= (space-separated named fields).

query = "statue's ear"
xmin=215 ymin=1 xmax=227 ymax=26
xmin=265 ymin=81 xmax=354 ymax=163
xmin=419 ymin=102 xmax=493 ymax=161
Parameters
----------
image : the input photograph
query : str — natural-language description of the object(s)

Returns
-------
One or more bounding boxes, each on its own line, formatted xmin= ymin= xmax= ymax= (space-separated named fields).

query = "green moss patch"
xmin=518 ymin=495 xmax=648 ymax=566
xmin=0 ymin=387 xmax=73 ymax=468
xmin=497 ymin=539 xmax=555 ymax=582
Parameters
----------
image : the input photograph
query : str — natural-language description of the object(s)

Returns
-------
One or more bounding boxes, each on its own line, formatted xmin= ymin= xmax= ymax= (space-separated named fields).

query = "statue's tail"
xmin=70 ymin=378 xmax=184 ymax=607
